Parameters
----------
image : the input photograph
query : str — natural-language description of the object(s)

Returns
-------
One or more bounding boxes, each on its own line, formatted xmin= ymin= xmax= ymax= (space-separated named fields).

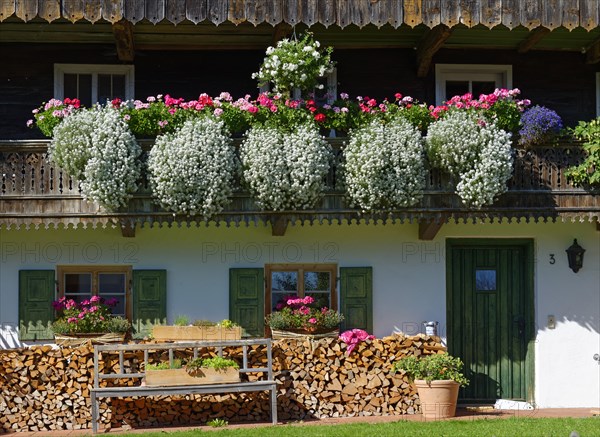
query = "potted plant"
xmin=266 ymin=295 xmax=344 ymax=339
xmin=152 ymin=318 xmax=242 ymax=341
xmin=51 ymin=296 xmax=131 ymax=346
xmin=392 ymin=353 xmax=469 ymax=419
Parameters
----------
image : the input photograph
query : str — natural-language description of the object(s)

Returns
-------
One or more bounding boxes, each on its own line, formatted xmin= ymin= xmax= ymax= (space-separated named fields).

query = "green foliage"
xmin=207 ymin=418 xmax=228 ymax=427
xmin=484 ymin=98 xmax=523 ymax=133
xmin=392 ymin=353 xmax=469 ymax=387
xmin=146 ymin=359 xmax=182 ymax=370
xmin=565 ymin=118 xmax=600 ymax=187
xmin=174 ymin=315 xmax=190 ymax=326
xmin=218 ymin=319 xmax=239 ymax=329
xmin=192 ymin=319 xmax=217 ymax=327
xmin=186 ymin=356 xmax=239 ymax=373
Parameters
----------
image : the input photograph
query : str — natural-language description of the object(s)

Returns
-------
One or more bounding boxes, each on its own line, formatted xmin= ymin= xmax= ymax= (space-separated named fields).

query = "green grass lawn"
xmin=118 ymin=417 xmax=599 ymax=437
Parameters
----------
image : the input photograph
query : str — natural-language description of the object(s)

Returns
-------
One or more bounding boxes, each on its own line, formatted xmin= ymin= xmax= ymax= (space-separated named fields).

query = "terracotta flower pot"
xmin=414 ymin=379 xmax=460 ymax=419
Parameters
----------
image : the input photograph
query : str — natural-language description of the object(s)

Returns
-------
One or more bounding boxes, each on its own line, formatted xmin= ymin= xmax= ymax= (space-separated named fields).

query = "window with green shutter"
xmin=19 ymin=270 xmax=55 ymax=341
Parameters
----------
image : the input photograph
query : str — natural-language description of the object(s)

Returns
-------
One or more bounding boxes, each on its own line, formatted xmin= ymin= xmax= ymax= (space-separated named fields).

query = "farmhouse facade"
xmin=1 ymin=0 xmax=599 ymax=410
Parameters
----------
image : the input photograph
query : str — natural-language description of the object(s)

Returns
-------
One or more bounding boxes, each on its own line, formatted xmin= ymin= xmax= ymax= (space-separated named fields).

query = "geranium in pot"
xmin=266 ymin=295 xmax=344 ymax=339
xmin=51 ymin=296 xmax=130 ymax=346
xmin=392 ymin=353 xmax=469 ymax=419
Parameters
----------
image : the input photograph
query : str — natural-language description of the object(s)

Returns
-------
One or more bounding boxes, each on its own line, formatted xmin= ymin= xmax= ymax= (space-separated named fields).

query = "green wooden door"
xmin=19 ymin=270 xmax=55 ymax=340
xmin=132 ymin=270 xmax=167 ymax=338
xmin=447 ymin=240 xmax=534 ymax=402
xmin=230 ymin=268 xmax=264 ymax=337
xmin=340 ymin=267 xmax=373 ymax=333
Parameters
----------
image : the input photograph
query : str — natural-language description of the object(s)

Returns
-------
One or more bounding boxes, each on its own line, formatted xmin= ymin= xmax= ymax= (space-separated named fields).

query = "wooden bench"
xmin=90 ymin=338 xmax=277 ymax=434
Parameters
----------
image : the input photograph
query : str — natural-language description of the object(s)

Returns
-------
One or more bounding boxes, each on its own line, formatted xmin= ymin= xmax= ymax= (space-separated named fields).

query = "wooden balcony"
xmin=0 ymin=139 xmax=598 ymax=237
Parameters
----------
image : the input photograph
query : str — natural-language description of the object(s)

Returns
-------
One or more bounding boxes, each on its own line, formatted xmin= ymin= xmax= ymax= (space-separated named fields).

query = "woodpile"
xmin=0 ymin=334 xmax=444 ymax=432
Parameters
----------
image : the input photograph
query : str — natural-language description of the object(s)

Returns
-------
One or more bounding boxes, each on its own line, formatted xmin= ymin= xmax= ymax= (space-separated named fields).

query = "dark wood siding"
xmin=1 ymin=44 xmax=598 ymax=138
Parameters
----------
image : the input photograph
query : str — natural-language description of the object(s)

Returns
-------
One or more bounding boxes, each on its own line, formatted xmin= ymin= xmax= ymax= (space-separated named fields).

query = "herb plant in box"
xmin=392 ymin=353 xmax=469 ymax=419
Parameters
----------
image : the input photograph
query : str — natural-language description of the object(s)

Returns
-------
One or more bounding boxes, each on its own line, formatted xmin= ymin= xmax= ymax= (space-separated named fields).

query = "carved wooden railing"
xmin=0 ymin=139 xmax=598 ymax=231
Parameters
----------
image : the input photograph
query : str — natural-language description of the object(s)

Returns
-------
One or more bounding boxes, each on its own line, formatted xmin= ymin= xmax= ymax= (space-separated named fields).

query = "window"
xmin=54 ymin=64 xmax=135 ymax=106
xmin=57 ymin=266 xmax=132 ymax=319
xmin=266 ymin=264 xmax=337 ymax=316
xmin=435 ymin=64 xmax=512 ymax=105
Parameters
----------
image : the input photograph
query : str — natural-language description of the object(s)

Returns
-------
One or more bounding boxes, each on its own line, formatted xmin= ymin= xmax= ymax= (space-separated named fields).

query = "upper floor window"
xmin=435 ymin=64 xmax=512 ymax=105
xmin=57 ymin=265 xmax=132 ymax=319
xmin=54 ymin=64 xmax=135 ymax=107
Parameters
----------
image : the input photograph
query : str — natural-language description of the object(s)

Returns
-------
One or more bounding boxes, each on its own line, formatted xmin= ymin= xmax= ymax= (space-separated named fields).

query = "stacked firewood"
xmin=0 ymin=334 xmax=444 ymax=432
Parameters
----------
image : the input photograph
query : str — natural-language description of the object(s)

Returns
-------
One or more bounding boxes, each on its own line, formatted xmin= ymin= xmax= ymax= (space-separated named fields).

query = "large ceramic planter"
xmin=152 ymin=325 xmax=242 ymax=342
xmin=145 ymin=367 xmax=240 ymax=386
xmin=54 ymin=332 xmax=126 ymax=347
xmin=414 ymin=379 xmax=460 ymax=419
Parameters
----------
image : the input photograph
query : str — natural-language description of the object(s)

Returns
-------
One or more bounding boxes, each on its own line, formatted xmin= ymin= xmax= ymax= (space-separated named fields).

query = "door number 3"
xmin=549 ymin=254 xmax=555 ymax=265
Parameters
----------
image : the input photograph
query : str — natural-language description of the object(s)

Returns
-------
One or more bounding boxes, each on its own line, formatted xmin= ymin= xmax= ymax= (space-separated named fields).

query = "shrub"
xmin=49 ymin=105 xmax=141 ymax=211
xmin=426 ymin=111 xmax=513 ymax=207
xmin=240 ymin=123 xmax=331 ymax=211
xmin=344 ymin=118 xmax=426 ymax=211
xmin=148 ymin=117 xmax=237 ymax=218
xmin=518 ymin=105 xmax=563 ymax=147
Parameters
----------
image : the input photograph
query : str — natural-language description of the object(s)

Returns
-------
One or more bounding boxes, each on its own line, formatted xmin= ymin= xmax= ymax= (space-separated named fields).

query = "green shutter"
xmin=229 ymin=268 xmax=264 ymax=338
xmin=132 ymin=270 xmax=167 ymax=338
xmin=340 ymin=267 xmax=373 ymax=333
xmin=19 ymin=270 xmax=55 ymax=340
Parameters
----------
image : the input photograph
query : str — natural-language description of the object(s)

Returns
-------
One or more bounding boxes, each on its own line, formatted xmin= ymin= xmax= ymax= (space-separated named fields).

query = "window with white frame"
xmin=435 ymin=64 xmax=512 ymax=105
xmin=54 ymin=64 xmax=135 ymax=106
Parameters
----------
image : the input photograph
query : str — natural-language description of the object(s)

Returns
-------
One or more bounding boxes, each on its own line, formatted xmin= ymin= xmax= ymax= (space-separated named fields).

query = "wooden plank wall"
xmin=2 ymin=44 xmax=597 ymax=139
xmin=1 ymin=0 xmax=600 ymax=30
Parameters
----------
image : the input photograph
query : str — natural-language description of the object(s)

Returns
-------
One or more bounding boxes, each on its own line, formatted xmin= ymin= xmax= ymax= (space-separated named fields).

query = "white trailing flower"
xmin=426 ymin=111 xmax=513 ymax=207
xmin=49 ymin=109 xmax=97 ymax=178
xmin=241 ymin=123 xmax=332 ymax=211
xmin=148 ymin=117 xmax=236 ymax=218
xmin=344 ymin=119 xmax=426 ymax=211
xmin=50 ymin=106 xmax=141 ymax=211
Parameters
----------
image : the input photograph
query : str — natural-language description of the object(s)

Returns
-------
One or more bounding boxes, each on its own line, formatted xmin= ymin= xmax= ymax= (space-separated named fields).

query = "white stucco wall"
xmin=0 ymin=220 xmax=598 ymax=408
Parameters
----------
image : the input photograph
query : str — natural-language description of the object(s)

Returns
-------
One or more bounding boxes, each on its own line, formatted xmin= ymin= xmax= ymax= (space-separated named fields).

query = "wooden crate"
xmin=152 ymin=325 xmax=242 ymax=341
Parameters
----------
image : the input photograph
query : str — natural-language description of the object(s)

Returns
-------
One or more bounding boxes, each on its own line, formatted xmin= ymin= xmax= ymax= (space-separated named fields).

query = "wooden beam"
xmin=112 ymin=19 xmax=135 ymax=62
xmin=416 ymin=24 xmax=452 ymax=78
xmin=120 ymin=221 xmax=136 ymax=238
xmin=270 ymin=215 xmax=288 ymax=237
xmin=586 ymin=38 xmax=600 ymax=64
xmin=596 ymin=221 xmax=600 ymax=232
xmin=272 ymin=23 xmax=292 ymax=45
xmin=418 ymin=219 xmax=444 ymax=241
xmin=517 ymin=27 xmax=551 ymax=53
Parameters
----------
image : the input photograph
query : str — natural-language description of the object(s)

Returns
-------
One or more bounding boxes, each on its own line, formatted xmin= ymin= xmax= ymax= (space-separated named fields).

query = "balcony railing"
xmin=0 ymin=139 xmax=598 ymax=233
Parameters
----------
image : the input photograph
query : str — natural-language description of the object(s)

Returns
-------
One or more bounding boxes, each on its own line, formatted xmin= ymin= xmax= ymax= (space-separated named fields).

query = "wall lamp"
xmin=565 ymin=239 xmax=585 ymax=273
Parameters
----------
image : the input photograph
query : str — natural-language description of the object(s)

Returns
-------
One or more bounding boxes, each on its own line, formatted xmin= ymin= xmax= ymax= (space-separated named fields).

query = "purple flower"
xmin=519 ymin=105 xmax=563 ymax=147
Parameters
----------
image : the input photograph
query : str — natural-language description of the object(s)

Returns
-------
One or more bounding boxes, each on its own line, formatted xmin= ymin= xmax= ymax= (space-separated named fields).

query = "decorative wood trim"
xmin=418 ymin=219 xmax=444 ymax=240
xmin=517 ymin=27 xmax=551 ymax=53
xmin=416 ymin=24 xmax=452 ymax=78
xmin=112 ymin=19 xmax=135 ymax=62
xmin=270 ymin=215 xmax=288 ymax=236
